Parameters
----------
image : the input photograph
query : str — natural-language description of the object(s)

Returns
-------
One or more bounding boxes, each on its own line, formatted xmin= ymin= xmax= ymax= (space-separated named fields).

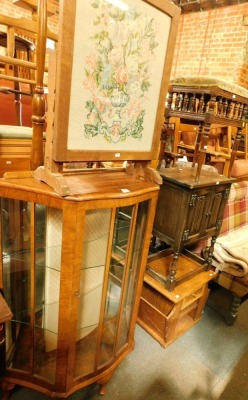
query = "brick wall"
xmin=1 ymin=1 xmax=248 ymax=90
xmin=171 ymin=3 xmax=248 ymax=89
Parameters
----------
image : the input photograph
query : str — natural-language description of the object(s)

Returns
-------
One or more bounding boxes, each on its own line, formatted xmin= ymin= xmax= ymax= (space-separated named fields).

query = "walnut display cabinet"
xmin=0 ymin=171 xmax=159 ymax=398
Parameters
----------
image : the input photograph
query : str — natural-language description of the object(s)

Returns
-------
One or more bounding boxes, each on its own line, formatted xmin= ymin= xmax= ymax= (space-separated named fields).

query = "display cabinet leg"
xmin=1 ymin=391 xmax=11 ymax=400
xmin=0 ymin=383 xmax=16 ymax=400
xmin=98 ymin=371 xmax=114 ymax=396
xmin=99 ymin=385 xmax=107 ymax=396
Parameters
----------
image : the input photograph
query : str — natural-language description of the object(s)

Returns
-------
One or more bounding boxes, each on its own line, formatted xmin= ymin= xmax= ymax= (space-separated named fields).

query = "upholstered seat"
xmin=170 ymin=76 xmax=248 ymax=98
xmin=231 ymin=159 xmax=248 ymax=181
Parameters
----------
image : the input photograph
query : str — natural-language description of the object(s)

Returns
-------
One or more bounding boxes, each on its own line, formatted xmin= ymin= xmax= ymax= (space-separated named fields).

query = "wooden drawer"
xmin=181 ymin=286 xmax=204 ymax=310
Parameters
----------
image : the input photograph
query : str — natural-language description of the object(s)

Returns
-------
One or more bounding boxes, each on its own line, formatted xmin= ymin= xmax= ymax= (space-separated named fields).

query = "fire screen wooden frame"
xmin=52 ymin=0 xmax=180 ymax=163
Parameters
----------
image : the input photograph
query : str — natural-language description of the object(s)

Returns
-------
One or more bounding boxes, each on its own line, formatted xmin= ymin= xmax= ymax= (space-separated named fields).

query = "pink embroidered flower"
xmin=94 ymin=97 xmax=105 ymax=113
xmin=116 ymin=65 xmax=129 ymax=85
xmin=84 ymin=75 xmax=96 ymax=91
xmin=85 ymin=54 xmax=97 ymax=70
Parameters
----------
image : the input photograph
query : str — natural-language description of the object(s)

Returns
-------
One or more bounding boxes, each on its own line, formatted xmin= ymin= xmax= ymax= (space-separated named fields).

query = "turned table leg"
xmin=225 ymin=294 xmax=241 ymax=325
xmin=166 ymin=252 xmax=179 ymax=291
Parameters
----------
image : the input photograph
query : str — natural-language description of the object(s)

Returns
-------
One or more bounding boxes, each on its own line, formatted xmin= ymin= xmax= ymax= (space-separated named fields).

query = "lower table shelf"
xmin=137 ymin=253 xmax=216 ymax=348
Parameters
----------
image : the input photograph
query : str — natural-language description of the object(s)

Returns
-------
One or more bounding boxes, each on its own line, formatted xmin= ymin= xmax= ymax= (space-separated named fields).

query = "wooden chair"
xmin=0 ymin=31 xmax=35 ymax=126
xmin=0 ymin=0 xmax=57 ymax=170
xmin=160 ymin=77 xmax=248 ymax=180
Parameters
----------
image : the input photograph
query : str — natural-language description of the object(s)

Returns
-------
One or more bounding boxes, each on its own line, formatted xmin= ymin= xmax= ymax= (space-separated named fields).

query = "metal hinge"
xmin=183 ymin=229 xmax=189 ymax=241
xmin=224 ymin=188 xmax=230 ymax=199
xmin=216 ymin=219 xmax=222 ymax=230
xmin=190 ymin=194 xmax=197 ymax=206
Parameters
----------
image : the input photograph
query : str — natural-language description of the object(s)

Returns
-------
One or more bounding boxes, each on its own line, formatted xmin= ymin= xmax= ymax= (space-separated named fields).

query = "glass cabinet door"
xmin=1 ymin=200 xmax=61 ymax=384
xmin=2 ymin=199 xmax=32 ymax=374
xmin=74 ymin=201 xmax=150 ymax=378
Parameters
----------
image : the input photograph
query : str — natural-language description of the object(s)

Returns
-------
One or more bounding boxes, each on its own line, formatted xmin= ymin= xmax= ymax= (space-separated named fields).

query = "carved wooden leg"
xmin=150 ymin=235 xmax=156 ymax=252
xmin=13 ymin=73 xmax=23 ymax=126
xmin=166 ymin=252 xmax=179 ymax=291
xmin=225 ymin=294 xmax=241 ymax=325
xmin=228 ymin=127 xmax=242 ymax=177
xmin=195 ymin=124 xmax=210 ymax=182
xmin=206 ymin=236 xmax=216 ymax=270
xmin=192 ymin=122 xmax=203 ymax=167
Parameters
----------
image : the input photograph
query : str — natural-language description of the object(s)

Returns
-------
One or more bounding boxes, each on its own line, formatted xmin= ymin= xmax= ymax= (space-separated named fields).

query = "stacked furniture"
xmin=161 ymin=77 xmax=248 ymax=324
xmin=160 ymin=76 xmax=248 ymax=179
xmin=138 ymin=77 xmax=248 ymax=346
xmin=137 ymin=164 xmax=234 ymax=346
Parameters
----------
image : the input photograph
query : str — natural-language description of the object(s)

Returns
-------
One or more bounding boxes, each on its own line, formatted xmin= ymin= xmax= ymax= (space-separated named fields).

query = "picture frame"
xmin=52 ymin=0 xmax=180 ymax=163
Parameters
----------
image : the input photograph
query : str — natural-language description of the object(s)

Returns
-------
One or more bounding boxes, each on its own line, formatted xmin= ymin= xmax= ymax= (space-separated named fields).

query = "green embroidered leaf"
xmin=92 ymin=2 xmax=99 ymax=9
xmin=85 ymin=101 xmax=95 ymax=112
xmin=84 ymin=124 xmax=99 ymax=138
xmin=141 ymin=79 xmax=151 ymax=92
xmin=103 ymin=133 xmax=112 ymax=143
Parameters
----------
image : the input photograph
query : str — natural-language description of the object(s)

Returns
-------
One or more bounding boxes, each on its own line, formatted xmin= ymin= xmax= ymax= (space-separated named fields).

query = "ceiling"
xmin=171 ymin=0 xmax=248 ymax=14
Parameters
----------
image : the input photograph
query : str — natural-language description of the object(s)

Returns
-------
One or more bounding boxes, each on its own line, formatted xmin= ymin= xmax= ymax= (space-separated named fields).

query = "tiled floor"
xmin=1 ymin=289 xmax=248 ymax=400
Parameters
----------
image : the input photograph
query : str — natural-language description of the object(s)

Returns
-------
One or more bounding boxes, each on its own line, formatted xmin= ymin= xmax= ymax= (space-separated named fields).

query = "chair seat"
xmin=231 ymin=159 xmax=248 ymax=179
xmin=0 ymin=125 xmax=33 ymax=138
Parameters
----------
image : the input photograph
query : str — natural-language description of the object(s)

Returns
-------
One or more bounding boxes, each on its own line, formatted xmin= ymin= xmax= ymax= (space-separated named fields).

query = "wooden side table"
xmin=152 ymin=166 xmax=235 ymax=290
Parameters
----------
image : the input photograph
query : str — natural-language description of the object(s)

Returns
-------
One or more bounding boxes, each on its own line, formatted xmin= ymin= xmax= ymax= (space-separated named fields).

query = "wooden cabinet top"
xmin=159 ymin=166 xmax=235 ymax=189
xmin=0 ymin=171 xmax=159 ymax=202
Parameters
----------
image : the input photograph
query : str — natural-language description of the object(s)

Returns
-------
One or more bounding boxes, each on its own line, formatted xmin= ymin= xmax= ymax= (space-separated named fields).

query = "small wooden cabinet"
xmin=152 ymin=166 xmax=235 ymax=290
xmin=137 ymin=252 xmax=216 ymax=347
